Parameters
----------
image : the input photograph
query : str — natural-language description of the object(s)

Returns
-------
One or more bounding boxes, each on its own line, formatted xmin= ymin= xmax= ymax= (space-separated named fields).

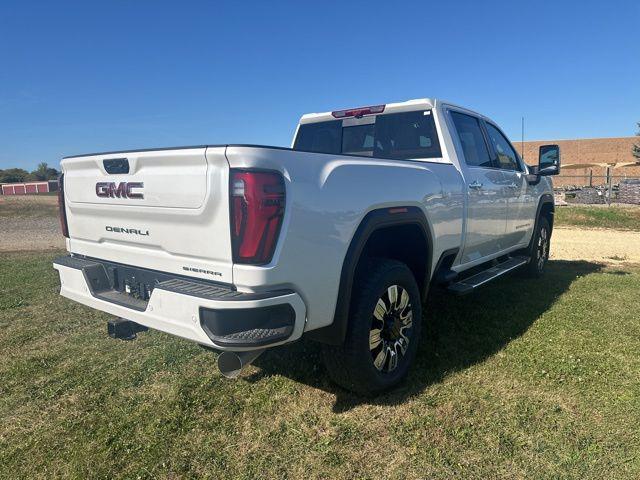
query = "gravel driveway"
xmin=0 ymin=195 xmax=65 ymax=252
xmin=0 ymin=215 xmax=65 ymax=252
xmin=551 ymin=227 xmax=640 ymax=264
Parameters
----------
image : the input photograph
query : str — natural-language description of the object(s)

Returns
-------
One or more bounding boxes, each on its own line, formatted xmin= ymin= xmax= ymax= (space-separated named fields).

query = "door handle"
xmin=468 ymin=181 xmax=483 ymax=190
xmin=507 ymin=183 xmax=519 ymax=189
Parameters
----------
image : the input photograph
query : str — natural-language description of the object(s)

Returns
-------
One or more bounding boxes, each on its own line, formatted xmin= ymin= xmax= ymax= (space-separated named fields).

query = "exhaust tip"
xmin=217 ymin=349 xmax=265 ymax=379
xmin=217 ymin=352 xmax=243 ymax=378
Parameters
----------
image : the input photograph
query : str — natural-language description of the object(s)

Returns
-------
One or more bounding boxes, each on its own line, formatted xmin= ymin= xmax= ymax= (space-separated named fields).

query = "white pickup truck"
xmin=53 ymin=98 xmax=560 ymax=394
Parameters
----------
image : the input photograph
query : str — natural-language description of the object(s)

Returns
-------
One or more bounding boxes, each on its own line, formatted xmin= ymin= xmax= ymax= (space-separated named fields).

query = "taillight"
xmin=57 ymin=174 xmax=69 ymax=238
xmin=230 ymin=170 xmax=285 ymax=264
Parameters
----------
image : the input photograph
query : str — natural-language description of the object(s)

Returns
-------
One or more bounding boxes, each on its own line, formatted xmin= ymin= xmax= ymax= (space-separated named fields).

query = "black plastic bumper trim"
xmin=199 ymin=304 xmax=296 ymax=347
xmin=154 ymin=278 xmax=293 ymax=302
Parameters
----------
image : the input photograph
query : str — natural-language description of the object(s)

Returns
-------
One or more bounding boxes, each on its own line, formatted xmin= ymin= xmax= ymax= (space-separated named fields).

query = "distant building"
xmin=0 ymin=180 xmax=58 ymax=195
xmin=515 ymin=136 xmax=640 ymax=186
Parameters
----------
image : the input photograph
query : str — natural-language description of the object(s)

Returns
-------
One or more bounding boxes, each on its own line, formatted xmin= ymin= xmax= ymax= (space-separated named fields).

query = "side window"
xmin=374 ymin=110 xmax=442 ymax=159
xmin=484 ymin=123 xmax=520 ymax=170
xmin=450 ymin=111 xmax=493 ymax=168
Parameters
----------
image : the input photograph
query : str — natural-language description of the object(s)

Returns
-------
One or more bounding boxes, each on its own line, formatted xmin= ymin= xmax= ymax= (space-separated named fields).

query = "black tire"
xmin=322 ymin=258 xmax=422 ymax=395
xmin=522 ymin=216 xmax=551 ymax=278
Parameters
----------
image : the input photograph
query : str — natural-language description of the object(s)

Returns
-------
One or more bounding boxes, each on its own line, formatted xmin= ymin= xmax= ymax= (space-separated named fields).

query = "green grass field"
xmin=555 ymin=205 xmax=640 ymax=231
xmin=1 ymin=252 xmax=640 ymax=479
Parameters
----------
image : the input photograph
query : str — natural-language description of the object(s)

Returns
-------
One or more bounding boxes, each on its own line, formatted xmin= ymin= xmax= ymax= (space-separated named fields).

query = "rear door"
xmin=62 ymin=146 xmax=234 ymax=283
xmin=483 ymin=122 xmax=536 ymax=248
xmin=449 ymin=110 xmax=509 ymax=264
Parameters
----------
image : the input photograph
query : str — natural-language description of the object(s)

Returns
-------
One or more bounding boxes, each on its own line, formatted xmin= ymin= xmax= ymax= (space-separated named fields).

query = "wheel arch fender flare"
xmin=306 ymin=206 xmax=433 ymax=345
xmin=528 ymin=194 xmax=555 ymax=251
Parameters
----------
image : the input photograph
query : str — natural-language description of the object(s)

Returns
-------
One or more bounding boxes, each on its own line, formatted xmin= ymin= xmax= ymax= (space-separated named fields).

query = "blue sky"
xmin=1 ymin=0 xmax=638 ymax=170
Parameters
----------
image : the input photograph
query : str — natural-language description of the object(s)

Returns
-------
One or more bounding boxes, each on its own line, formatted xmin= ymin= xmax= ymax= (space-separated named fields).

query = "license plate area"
xmin=105 ymin=264 xmax=171 ymax=301
xmin=60 ymin=254 xmax=235 ymax=311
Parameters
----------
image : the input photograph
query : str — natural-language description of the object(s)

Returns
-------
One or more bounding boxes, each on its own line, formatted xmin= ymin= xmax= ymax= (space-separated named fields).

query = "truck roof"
xmin=298 ymin=98 xmax=479 ymax=124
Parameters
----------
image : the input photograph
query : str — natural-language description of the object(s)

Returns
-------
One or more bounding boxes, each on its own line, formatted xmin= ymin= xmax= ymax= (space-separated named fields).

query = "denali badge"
xmin=96 ymin=181 xmax=144 ymax=199
xmin=106 ymin=226 xmax=149 ymax=236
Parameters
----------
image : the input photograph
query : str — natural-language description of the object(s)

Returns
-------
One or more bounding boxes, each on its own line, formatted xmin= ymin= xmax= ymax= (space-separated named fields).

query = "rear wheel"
xmin=322 ymin=259 xmax=422 ymax=395
xmin=522 ymin=216 xmax=551 ymax=278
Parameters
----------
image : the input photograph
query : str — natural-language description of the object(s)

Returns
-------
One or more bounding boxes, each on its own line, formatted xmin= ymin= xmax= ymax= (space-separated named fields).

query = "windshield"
xmin=293 ymin=110 xmax=442 ymax=160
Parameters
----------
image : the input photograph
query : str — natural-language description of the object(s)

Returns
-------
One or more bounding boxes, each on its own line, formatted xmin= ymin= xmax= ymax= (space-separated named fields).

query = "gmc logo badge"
xmin=96 ymin=182 xmax=144 ymax=199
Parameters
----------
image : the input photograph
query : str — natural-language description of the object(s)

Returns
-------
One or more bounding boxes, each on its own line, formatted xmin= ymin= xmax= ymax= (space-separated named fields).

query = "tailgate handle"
xmin=103 ymin=158 xmax=130 ymax=174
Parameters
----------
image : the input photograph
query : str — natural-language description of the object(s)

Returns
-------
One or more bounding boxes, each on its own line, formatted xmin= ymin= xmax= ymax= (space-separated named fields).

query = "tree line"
xmin=0 ymin=163 xmax=60 ymax=184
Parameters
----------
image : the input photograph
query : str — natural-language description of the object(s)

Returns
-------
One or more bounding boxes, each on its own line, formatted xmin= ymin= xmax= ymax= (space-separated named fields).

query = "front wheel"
xmin=322 ymin=259 xmax=422 ymax=395
xmin=522 ymin=216 xmax=551 ymax=278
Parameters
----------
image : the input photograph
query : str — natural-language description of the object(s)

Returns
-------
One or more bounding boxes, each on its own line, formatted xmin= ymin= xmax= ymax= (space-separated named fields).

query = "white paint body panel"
xmin=226 ymin=145 xmax=465 ymax=332
xmin=62 ymin=147 xmax=234 ymax=284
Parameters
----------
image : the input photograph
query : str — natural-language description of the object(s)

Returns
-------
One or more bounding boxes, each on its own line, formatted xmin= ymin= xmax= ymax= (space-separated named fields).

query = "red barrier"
xmin=0 ymin=181 xmax=51 ymax=195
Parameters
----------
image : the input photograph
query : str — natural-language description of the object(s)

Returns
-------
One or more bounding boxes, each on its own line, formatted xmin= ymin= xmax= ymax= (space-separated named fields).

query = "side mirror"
xmin=538 ymin=144 xmax=561 ymax=176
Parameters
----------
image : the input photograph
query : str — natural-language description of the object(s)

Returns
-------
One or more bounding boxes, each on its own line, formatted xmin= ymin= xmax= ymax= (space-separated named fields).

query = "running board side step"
xmin=447 ymin=256 xmax=529 ymax=295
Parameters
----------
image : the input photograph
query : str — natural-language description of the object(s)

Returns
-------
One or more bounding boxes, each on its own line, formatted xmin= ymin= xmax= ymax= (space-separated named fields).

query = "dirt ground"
xmin=0 ymin=195 xmax=65 ymax=252
xmin=0 ymin=215 xmax=64 ymax=252
xmin=1 ymin=195 xmax=639 ymax=264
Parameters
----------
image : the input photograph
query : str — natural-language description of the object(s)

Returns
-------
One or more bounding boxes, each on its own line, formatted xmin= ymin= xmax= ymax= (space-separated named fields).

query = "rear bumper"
xmin=53 ymin=255 xmax=306 ymax=350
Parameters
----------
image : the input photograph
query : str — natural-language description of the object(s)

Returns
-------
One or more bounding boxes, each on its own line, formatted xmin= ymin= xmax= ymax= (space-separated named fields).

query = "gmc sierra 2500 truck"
xmin=53 ymin=98 xmax=560 ymax=394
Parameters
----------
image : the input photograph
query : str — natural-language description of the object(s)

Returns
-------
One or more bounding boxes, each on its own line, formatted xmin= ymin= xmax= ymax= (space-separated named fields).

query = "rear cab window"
xmin=293 ymin=110 xmax=442 ymax=160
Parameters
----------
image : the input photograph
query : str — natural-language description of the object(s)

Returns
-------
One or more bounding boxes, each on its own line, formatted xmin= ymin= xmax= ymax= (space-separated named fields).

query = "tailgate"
xmin=62 ymin=146 xmax=233 ymax=284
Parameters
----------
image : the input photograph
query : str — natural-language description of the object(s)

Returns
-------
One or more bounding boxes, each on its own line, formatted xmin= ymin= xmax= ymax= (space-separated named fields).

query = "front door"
xmin=449 ymin=111 xmax=509 ymax=264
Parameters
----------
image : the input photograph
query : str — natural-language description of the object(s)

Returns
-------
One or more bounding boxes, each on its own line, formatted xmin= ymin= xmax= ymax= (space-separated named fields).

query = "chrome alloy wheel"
xmin=369 ymin=285 xmax=413 ymax=373
xmin=537 ymin=226 xmax=549 ymax=271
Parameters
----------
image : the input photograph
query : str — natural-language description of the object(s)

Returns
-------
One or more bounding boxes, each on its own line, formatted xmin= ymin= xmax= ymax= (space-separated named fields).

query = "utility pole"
xmin=521 ymin=117 xmax=525 ymax=161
